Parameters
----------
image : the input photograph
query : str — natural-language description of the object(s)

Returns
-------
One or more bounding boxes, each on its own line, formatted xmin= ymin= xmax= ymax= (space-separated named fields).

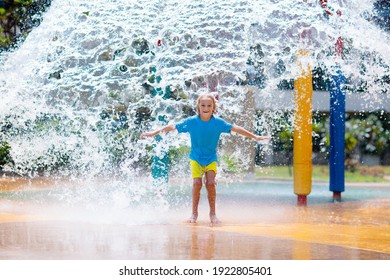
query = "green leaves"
xmin=0 ymin=141 xmax=12 ymax=169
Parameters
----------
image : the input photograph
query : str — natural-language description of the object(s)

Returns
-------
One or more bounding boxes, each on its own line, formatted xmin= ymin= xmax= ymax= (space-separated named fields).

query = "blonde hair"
xmin=196 ymin=93 xmax=217 ymax=114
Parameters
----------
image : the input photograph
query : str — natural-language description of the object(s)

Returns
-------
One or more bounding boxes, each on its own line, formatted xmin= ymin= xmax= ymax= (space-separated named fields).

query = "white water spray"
xmin=0 ymin=0 xmax=388 ymax=180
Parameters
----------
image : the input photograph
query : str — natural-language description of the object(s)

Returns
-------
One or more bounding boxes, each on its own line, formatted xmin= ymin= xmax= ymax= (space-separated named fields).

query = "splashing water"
xmin=0 ymin=0 xmax=388 ymax=185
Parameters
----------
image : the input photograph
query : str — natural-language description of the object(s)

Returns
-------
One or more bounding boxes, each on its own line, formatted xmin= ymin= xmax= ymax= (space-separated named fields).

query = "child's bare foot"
xmin=186 ymin=213 xmax=198 ymax=223
xmin=209 ymin=214 xmax=220 ymax=225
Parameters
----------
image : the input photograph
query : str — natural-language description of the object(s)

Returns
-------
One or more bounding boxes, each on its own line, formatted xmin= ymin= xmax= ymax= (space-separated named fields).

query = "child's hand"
xmin=140 ymin=132 xmax=154 ymax=138
xmin=255 ymin=135 xmax=272 ymax=141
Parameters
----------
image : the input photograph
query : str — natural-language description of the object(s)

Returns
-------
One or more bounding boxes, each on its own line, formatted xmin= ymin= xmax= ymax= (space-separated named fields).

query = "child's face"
xmin=198 ymin=97 xmax=215 ymax=119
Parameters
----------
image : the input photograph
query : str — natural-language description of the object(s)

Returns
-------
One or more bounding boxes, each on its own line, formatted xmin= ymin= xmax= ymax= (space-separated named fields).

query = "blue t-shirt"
xmin=175 ymin=115 xmax=233 ymax=166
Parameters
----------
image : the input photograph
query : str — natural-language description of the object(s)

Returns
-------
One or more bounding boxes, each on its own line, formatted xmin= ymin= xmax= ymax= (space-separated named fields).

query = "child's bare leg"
xmin=205 ymin=171 xmax=220 ymax=224
xmin=187 ymin=178 xmax=202 ymax=223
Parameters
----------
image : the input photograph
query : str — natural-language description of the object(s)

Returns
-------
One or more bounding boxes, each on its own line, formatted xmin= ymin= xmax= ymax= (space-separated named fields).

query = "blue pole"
xmin=329 ymin=66 xmax=346 ymax=201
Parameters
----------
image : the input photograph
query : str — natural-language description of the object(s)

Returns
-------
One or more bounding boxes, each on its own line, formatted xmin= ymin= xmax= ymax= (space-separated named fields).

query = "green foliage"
xmin=0 ymin=0 xmax=51 ymax=51
xmin=24 ymin=145 xmax=74 ymax=176
xmin=267 ymin=113 xmax=294 ymax=152
xmin=169 ymin=145 xmax=190 ymax=165
xmin=255 ymin=165 xmax=390 ymax=182
xmin=312 ymin=113 xmax=328 ymax=153
xmin=345 ymin=132 xmax=358 ymax=152
xmin=220 ymin=154 xmax=240 ymax=173
xmin=267 ymin=111 xmax=389 ymax=168
xmin=345 ymin=113 xmax=388 ymax=155
xmin=0 ymin=141 xmax=12 ymax=169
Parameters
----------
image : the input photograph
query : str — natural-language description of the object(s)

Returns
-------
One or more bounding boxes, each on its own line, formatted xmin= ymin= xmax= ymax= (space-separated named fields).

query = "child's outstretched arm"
xmin=231 ymin=125 xmax=272 ymax=141
xmin=140 ymin=124 xmax=176 ymax=138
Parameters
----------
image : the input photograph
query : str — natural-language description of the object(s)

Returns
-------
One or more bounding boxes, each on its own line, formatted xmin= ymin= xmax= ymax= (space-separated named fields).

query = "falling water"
xmin=0 ymin=0 xmax=388 ymax=208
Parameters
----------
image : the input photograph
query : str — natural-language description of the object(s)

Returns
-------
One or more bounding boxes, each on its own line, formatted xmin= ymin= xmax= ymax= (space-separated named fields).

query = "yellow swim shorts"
xmin=190 ymin=160 xmax=217 ymax=178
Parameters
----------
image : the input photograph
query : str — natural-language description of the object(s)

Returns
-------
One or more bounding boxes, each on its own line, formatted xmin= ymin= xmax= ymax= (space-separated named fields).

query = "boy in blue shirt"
xmin=141 ymin=93 xmax=271 ymax=225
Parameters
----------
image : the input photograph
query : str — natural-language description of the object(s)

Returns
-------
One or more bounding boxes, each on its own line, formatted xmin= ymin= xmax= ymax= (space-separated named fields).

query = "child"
xmin=141 ymin=93 xmax=271 ymax=225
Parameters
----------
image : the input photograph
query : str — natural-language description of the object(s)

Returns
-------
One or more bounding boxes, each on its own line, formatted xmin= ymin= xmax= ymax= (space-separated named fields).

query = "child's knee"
xmin=205 ymin=179 xmax=215 ymax=190
xmin=193 ymin=178 xmax=202 ymax=189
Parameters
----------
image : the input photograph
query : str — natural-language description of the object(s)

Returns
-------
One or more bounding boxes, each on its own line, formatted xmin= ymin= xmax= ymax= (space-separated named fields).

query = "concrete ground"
xmin=0 ymin=176 xmax=389 ymax=260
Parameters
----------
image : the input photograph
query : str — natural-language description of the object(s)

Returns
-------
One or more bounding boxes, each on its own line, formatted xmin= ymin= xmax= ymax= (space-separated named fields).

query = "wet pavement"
xmin=0 ymin=177 xmax=389 ymax=260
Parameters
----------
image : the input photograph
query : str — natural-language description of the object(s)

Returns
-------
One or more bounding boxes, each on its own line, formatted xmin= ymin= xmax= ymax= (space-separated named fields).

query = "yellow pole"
xmin=293 ymin=50 xmax=313 ymax=206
